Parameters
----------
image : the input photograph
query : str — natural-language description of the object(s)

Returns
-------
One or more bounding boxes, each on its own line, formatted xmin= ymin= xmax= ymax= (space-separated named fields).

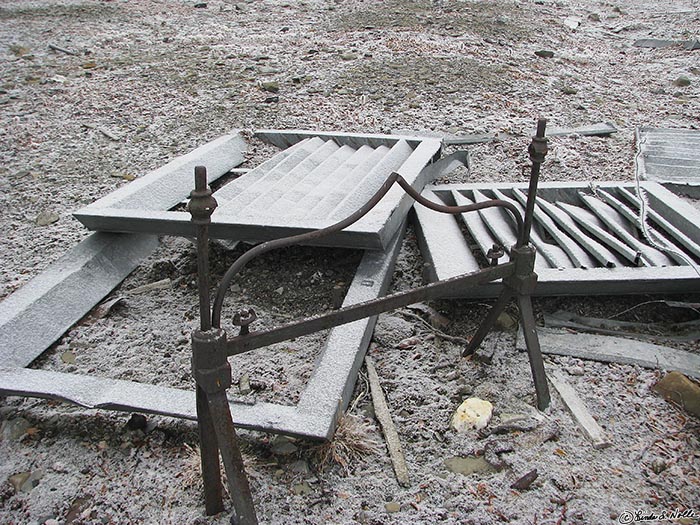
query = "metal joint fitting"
xmin=528 ymin=136 xmax=548 ymax=164
xmin=505 ymin=273 xmax=538 ymax=295
xmin=187 ymin=166 xmax=218 ymax=225
xmin=191 ymin=329 xmax=232 ymax=393
xmin=510 ymin=245 xmax=537 ymax=275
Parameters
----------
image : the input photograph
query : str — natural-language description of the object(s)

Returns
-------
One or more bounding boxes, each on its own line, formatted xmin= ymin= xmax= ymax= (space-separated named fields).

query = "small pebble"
xmin=673 ymin=76 xmax=691 ymax=87
xmin=385 ymin=501 xmax=400 ymax=513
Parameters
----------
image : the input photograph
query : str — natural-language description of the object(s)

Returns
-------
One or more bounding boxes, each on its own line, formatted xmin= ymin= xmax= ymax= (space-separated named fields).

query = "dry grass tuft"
xmin=314 ymin=414 xmax=380 ymax=474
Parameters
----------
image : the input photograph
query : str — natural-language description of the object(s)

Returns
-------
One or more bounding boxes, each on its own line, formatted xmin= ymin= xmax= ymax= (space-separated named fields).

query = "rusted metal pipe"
xmin=518 ymin=118 xmax=548 ymax=248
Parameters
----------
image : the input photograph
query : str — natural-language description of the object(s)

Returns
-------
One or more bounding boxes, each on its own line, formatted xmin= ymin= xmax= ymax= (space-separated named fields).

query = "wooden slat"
xmin=329 ymin=140 xmax=414 ymax=219
xmin=413 ymin=191 xmax=480 ymax=280
xmin=578 ymin=193 xmax=673 ymax=266
xmin=492 ymin=188 xmax=574 ymax=268
xmin=512 ymin=189 xmax=597 ymax=269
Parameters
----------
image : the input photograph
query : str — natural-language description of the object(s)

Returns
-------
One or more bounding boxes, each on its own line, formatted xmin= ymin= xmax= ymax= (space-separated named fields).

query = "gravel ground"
xmin=1 ymin=0 xmax=699 ymax=524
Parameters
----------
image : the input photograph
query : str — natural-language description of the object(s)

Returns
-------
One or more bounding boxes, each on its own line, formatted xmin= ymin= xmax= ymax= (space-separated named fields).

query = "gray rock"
xmin=271 ymin=436 xmax=298 ymax=456
xmin=1 ymin=417 xmax=31 ymax=441
xmin=535 ymin=50 xmax=555 ymax=58
xmin=8 ymin=471 xmax=30 ymax=492
xmin=292 ymin=481 xmax=312 ymax=495
xmin=495 ymin=312 xmax=517 ymax=331
xmin=374 ymin=314 xmax=414 ymax=345
xmin=674 ymin=76 xmax=691 ymax=87
xmin=288 ymin=460 xmax=311 ymax=475
xmin=35 ymin=211 xmax=59 ymax=226
xmin=261 ymin=81 xmax=279 ymax=93
xmin=239 ymin=374 xmax=252 ymax=395
xmin=385 ymin=501 xmax=400 ymax=513
xmin=444 ymin=456 xmax=496 ymax=476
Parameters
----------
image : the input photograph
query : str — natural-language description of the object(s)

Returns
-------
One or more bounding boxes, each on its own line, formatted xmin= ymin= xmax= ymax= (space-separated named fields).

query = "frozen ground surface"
xmin=0 ymin=0 xmax=699 ymax=524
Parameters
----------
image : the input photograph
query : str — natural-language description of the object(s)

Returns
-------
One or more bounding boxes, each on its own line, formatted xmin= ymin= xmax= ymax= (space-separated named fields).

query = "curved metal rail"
xmin=210 ymin=171 xmax=525 ymax=328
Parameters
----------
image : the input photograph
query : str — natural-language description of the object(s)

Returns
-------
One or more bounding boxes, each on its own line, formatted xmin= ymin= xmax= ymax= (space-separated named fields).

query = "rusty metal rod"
xmin=212 ymin=173 xmax=524 ymax=328
xmin=187 ymin=166 xmax=225 ymax=514
xmin=518 ymin=118 xmax=548 ymax=247
xmin=225 ymin=262 xmax=515 ymax=356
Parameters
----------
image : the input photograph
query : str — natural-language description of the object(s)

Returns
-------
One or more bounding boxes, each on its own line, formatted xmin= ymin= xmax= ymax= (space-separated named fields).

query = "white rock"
xmin=564 ymin=16 xmax=582 ymax=30
xmin=451 ymin=398 xmax=493 ymax=432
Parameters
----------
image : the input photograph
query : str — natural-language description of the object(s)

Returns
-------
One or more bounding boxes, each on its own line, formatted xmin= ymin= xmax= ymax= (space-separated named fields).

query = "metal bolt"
xmin=486 ymin=244 xmax=505 ymax=266
xmin=233 ymin=308 xmax=257 ymax=336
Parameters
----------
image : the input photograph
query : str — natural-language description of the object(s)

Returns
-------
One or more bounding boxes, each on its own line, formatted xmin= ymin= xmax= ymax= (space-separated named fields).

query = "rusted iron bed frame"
xmin=188 ymin=119 xmax=551 ymax=524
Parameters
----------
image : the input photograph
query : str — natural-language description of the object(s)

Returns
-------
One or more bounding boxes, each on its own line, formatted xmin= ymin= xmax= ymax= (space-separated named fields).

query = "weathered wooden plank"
xmin=545 ymin=121 xmax=617 ymax=137
xmin=517 ymin=327 xmax=700 ymax=379
xmin=365 ymin=356 xmax=410 ymax=487
xmin=0 ymin=233 xmax=159 ymax=367
xmin=547 ymin=368 xmax=612 ymax=449
xmin=73 ymin=207 xmax=384 ymax=249
xmin=254 ymin=129 xmax=428 ymax=149
xmin=78 ymin=132 xmax=247 ymax=213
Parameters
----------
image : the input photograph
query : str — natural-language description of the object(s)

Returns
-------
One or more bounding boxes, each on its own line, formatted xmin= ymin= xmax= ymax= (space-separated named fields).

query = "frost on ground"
xmin=1 ymin=0 xmax=699 ymax=524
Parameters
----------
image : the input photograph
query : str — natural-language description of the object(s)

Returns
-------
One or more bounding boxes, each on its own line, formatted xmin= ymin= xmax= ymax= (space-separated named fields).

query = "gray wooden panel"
xmin=352 ymin=139 xmax=443 ymax=231
xmin=76 ymin=131 xmax=442 ymax=250
xmin=415 ymin=181 xmax=700 ymax=297
xmin=79 ymin=132 xmax=246 ymax=212
xmin=213 ymin=138 xmax=314 ymax=202
xmin=262 ymin=145 xmax=357 ymax=213
xmin=216 ymin=137 xmax=329 ymax=213
xmin=274 ymin=145 xmax=374 ymax=215
xmin=302 ymin=146 xmax=391 ymax=219
xmin=329 ymin=140 xmax=414 ymax=219
xmin=637 ymin=127 xmax=700 ymax=187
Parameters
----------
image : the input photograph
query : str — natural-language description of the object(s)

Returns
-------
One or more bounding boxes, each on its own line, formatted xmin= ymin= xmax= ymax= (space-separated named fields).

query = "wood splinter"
xmin=365 ymin=355 xmax=410 ymax=487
